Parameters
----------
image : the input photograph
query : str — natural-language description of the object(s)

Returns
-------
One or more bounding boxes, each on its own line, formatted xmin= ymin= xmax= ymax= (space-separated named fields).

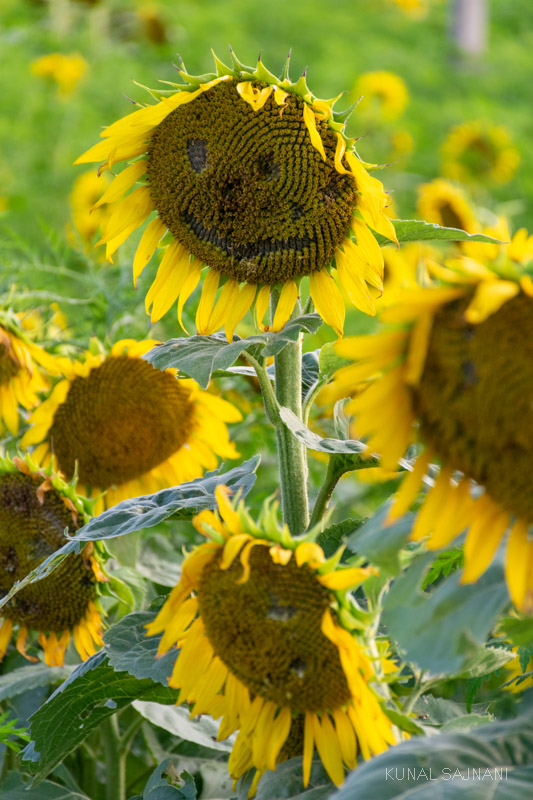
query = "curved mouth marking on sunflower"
xmin=185 ymin=213 xmax=314 ymax=262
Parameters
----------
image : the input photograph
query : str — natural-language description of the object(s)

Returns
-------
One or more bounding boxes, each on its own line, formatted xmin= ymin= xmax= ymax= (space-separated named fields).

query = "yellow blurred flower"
xmin=355 ymin=71 xmax=409 ymax=121
xmin=417 ymin=178 xmax=477 ymax=233
xmin=390 ymin=0 xmax=429 ymax=18
xmin=442 ymin=121 xmax=520 ymax=185
xmin=68 ymin=169 xmax=113 ymax=250
xmin=31 ymin=53 xmax=88 ymax=98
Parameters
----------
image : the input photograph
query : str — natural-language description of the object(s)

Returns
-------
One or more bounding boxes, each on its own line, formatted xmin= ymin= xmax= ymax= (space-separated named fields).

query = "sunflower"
xmin=20 ymin=339 xmax=242 ymax=514
xmin=75 ymin=52 xmax=397 ymax=338
xmin=0 ymin=313 xmax=58 ymax=437
xmin=30 ymin=53 xmax=88 ymax=98
xmin=389 ymin=0 xmax=429 ymax=18
xmin=68 ymin=169 xmax=113 ymax=250
xmin=441 ymin=121 xmax=520 ymax=185
xmin=354 ymin=71 xmax=408 ymax=122
xmin=416 ymin=178 xmax=477 ymax=233
xmin=0 ymin=455 xmax=104 ymax=667
xmin=147 ymin=487 xmax=397 ymax=793
xmin=328 ymin=238 xmax=533 ymax=613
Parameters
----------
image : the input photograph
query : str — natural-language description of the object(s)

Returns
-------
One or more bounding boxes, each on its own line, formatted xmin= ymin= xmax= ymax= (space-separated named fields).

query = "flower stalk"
xmin=271 ymin=289 xmax=309 ymax=536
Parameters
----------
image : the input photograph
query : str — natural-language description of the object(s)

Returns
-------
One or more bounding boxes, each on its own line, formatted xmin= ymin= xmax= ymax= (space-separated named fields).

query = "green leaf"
xmin=382 ymin=560 xmax=510 ymax=675
xmin=440 ymin=714 xmax=493 ymax=733
xmin=0 ymin=772 xmax=90 ymax=799
xmin=318 ymin=342 xmax=350 ymax=378
xmin=317 ymin=519 xmax=362 ymax=559
xmin=104 ymin=611 xmax=178 ymax=685
xmin=143 ymin=315 xmax=322 ymax=388
xmin=132 ymin=702 xmax=232 ymax=753
xmin=375 ymin=219 xmax=504 ymax=246
xmin=333 ymin=706 xmax=533 ymax=800
xmin=21 ymin=651 xmax=178 ymax=783
xmin=279 ymin=407 xmax=376 ymax=469
xmin=140 ymin=761 xmax=197 ymax=800
xmin=458 ymin=647 xmax=515 ymax=680
xmin=0 ymin=457 xmax=259 ymax=611
xmin=498 ymin=617 xmax=533 ymax=648
xmin=0 ymin=664 xmax=72 ymax=702
xmin=346 ymin=502 xmax=415 ymax=576
xmin=253 ymin=756 xmax=333 ymax=800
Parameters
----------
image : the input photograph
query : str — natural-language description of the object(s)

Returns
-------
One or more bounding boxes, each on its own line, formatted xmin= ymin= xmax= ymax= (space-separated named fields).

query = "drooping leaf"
xmin=143 ymin=315 xmax=322 ymax=388
xmin=0 ymin=664 xmax=72 ymax=702
xmin=137 ymin=761 xmax=197 ymax=800
xmin=132 ymin=702 xmax=232 ymax=754
xmin=104 ymin=611 xmax=178 ymax=685
xmin=0 ymin=457 xmax=259 ymax=610
xmin=333 ymin=703 xmax=533 ymax=800
xmin=253 ymin=756 xmax=333 ymax=800
xmin=317 ymin=519 xmax=362 ymax=559
xmin=21 ymin=651 xmax=178 ymax=783
xmin=0 ymin=772 xmax=90 ymax=800
xmin=375 ymin=219 xmax=503 ymax=246
xmin=346 ymin=501 xmax=415 ymax=576
xmin=382 ymin=559 xmax=510 ymax=675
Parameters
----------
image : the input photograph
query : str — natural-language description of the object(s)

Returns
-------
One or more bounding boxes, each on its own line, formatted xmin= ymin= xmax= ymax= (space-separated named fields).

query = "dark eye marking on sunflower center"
xmin=186 ymin=213 xmax=313 ymax=261
xmin=187 ymin=139 xmax=209 ymax=173
xmin=267 ymin=592 xmax=298 ymax=622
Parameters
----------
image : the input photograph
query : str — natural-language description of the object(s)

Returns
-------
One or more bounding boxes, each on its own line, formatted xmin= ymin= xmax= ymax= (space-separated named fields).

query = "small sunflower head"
xmin=21 ymin=338 xmax=242 ymax=513
xmin=329 ymin=249 xmax=533 ymax=613
xmin=30 ymin=53 xmax=88 ymax=98
xmin=354 ymin=71 xmax=409 ymax=121
xmin=416 ymin=178 xmax=477 ymax=233
xmin=0 ymin=311 xmax=59 ymax=437
xmin=441 ymin=121 xmax=520 ymax=185
xmin=75 ymin=50 xmax=397 ymax=338
xmin=0 ymin=454 xmax=104 ymax=667
xmin=147 ymin=487 xmax=395 ymax=790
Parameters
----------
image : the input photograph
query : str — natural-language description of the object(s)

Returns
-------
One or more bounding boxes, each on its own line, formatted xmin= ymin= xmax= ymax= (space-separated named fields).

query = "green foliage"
xmin=375 ymin=219 xmax=504 ymax=246
xmin=21 ymin=651 xmax=178 ymax=783
xmin=129 ymin=761 xmax=197 ymax=800
xmin=0 ymin=711 xmax=30 ymax=752
xmin=0 ymin=456 xmax=259 ymax=612
xmin=334 ymin=698 xmax=533 ymax=800
xmin=143 ymin=316 xmax=322 ymax=388
xmin=383 ymin=560 xmax=510 ymax=675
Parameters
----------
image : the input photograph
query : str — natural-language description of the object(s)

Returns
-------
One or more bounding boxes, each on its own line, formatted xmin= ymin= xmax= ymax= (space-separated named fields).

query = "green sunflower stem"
xmin=309 ymin=455 xmax=346 ymax=529
xmin=101 ymin=715 xmax=126 ymax=800
xmin=271 ymin=289 xmax=309 ymax=536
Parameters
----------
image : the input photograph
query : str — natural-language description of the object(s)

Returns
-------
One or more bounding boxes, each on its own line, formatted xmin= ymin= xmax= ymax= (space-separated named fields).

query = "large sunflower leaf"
xmin=346 ymin=501 xmax=416 ymax=576
xmin=129 ymin=761 xmax=197 ymax=800
xmin=0 ymin=664 xmax=72 ymax=702
xmin=21 ymin=650 xmax=178 ymax=784
xmin=104 ymin=610 xmax=178 ymax=685
xmin=382 ymin=557 xmax=510 ymax=675
xmin=375 ymin=219 xmax=504 ymax=246
xmin=142 ymin=314 xmax=322 ymax=387
xmin=0 ymin=456 xmax=259 ymax=609
xmin=0 ymin=772 xmax=91 ymax=799
xmin=333 ymin=697 xmax=533 ymax=800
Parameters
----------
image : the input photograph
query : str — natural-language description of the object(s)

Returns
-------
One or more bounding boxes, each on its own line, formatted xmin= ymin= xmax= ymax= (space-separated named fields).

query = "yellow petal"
xmin=225 ymin=283 xmax=257 ymax=341
xmin=505 ymin=519 xmax=532 ymax=613
xmin=92 ymin=161 xmax=146 ymax=209
xmin=272 ymin=280 xmax=298 ymax=331
xmin=303 ymin=103 xmax=326 ymax=161
xmin=145 ymin=242 xmax=190 ymax=322
xmin=464 ymin=279 xmax=520 ymax=324
xmin=461 ymin=500 xmax=510 ymax=583
xmin=177 ymin=263 xmax=202 ymax=333
xmin=255 ymin=284 xmax=271 ymax=330
xmin=309 ymin=270 xmax=345 ymax=336
xmin=195 ymin=269 xmax=220 ymax=334
xmin=133 ymin=218 xmax=167 ymax=286
xmin=311 ymin=713 xmax=345 ymax=786
xmin=236 ymin=81 xmax=273 ymax=111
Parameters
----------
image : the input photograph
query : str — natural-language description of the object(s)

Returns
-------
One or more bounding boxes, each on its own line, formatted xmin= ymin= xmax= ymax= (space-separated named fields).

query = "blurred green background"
xmin=1 ymin=0 xmax=532 ymax=244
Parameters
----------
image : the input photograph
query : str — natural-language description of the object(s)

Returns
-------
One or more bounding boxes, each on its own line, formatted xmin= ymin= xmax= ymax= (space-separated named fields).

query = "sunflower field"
xmin=1 ymin=0 xmax=533 ymax=798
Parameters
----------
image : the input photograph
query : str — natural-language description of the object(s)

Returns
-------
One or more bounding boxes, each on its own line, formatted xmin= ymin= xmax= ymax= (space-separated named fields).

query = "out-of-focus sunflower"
xmin=354 ymin=71 xmax=409 ymax=121
xmin=389 ymin=0 xmax=429 ymax=18
xmin=30 ymin=53 xmax=88 ymax=98
xmin=147 ymin=487 xmax=397 ymax=792
xmin=75 ymin=51 xmax=397 ymax=338
xmin=21 ymin=339 xmax=242 ymax=513
xmin=441 ymin=121 xmax=520 ymax=185
xmin=416 ymin=178 xmax=477 ymax=233
xmin=328 ymin=233 xmax=533 ymax=613
xmin=0 ymin=455 xmax=104 ymax=667
xmin=502 ymin=648 xmax=533 ymax=693
xmin=0 ymin=312 xmax=58 ymax=436
xmin=68 ymin=169 xmax=113 ymax=250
